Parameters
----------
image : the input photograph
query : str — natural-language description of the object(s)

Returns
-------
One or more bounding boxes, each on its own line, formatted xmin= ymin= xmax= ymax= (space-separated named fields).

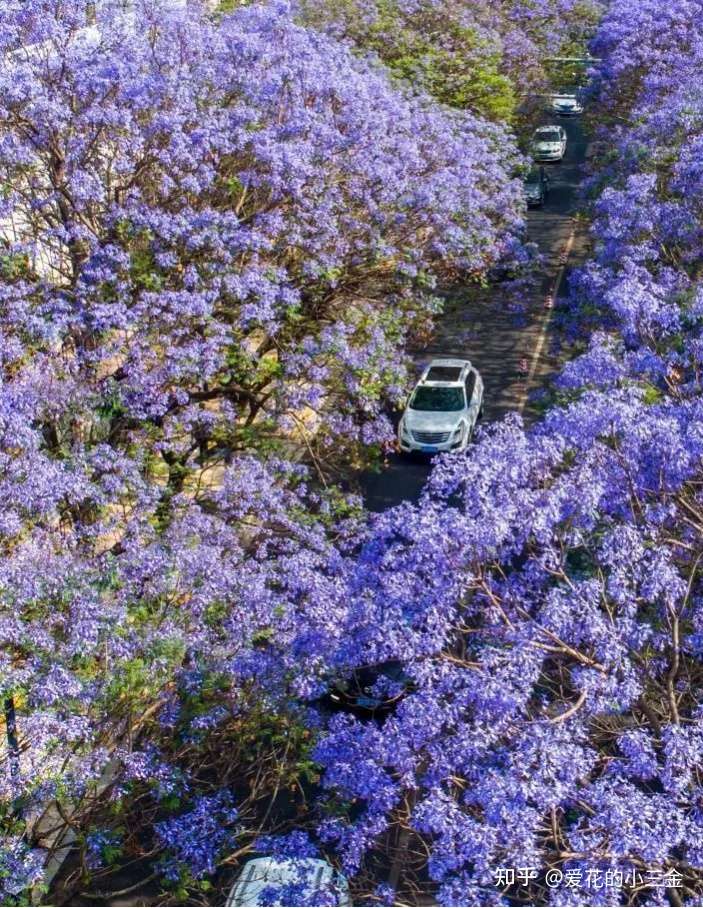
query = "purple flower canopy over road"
xmin=6 ymin=0 xmax=703 ymax=905
xmin=301 ymin=1 xmax=703 ymax=903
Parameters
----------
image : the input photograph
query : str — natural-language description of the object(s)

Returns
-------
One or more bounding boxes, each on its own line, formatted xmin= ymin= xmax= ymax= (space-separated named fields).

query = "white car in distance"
xmin=532 ymin=125 xmax=567 ymax=162
xmin=398 ymin=359 xmax=483 ymax=455
xmin=549 ymin=93 xmax=583 ymax=116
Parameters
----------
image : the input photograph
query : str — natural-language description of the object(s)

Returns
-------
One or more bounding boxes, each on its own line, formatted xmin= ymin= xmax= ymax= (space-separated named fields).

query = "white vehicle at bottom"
xmin=225 ymin=856 xmax=352 ymax=907
xmin=398 ymin=358 xmax=484 ymax=454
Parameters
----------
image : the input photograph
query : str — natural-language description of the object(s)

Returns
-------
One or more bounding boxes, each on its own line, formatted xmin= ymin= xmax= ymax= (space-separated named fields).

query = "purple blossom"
xmin=155 ymin=791 xmax=239 ymax=881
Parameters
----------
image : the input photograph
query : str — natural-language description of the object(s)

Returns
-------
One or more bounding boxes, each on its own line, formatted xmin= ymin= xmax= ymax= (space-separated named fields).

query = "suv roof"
xmin=226 ymin=857 xmax=342 ymax=907
xmin=420 ymin=359 xmax=471 ymax=386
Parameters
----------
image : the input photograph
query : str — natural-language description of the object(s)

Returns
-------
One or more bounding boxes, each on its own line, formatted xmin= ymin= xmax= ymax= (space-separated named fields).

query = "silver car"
xmin=549 ymin=93 xmax=583 ymax=116
xmin=532 ymin=125 xmax=567 ymax=162
xmin=398 ymin=358 xmax=484 ymax=454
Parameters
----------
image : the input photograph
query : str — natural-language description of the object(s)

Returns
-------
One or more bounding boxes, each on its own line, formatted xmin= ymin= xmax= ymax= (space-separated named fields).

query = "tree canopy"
xmin=12 ymin=0 xmax=703 ymax=906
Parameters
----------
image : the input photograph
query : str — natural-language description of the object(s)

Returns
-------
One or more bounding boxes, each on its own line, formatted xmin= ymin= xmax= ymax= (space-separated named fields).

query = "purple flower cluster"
xmin=155 ymin=791 xmax=238 ymax=882
xmin=0 ymin=839 xmax=43 ymax=904
xmin=85 ymin=828 xmax=122 ymax=871
xmin=255 ymin=831 xmax=320 ymax=860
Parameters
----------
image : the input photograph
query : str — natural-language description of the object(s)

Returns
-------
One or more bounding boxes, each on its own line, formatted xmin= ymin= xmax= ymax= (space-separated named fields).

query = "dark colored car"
xmin=524 ymin=165 xmax=550 ymax=207
xmin=324 ymin=661 xmax=413 ymax=717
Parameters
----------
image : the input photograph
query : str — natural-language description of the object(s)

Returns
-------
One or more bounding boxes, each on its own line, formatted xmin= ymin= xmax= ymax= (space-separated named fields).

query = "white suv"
xmin=532 ymin=125 xmax=567 ymax=162
xmin=398 ymin=359 xmax=484 ymax=454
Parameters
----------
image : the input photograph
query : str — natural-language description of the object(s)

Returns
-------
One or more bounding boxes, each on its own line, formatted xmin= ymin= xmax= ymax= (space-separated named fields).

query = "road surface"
xmin=360 ymin=117 xmax=590 ymax=511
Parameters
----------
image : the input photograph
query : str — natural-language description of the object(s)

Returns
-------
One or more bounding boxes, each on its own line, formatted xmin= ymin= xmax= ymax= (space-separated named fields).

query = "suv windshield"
xmin=410 ymin=386 xmax=464 ymax=411
xmin=525 ymin=169 xmax=542 ymax=185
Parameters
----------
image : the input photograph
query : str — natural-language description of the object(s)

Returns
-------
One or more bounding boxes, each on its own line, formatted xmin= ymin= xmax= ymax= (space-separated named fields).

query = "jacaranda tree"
xmin=0 ymin=0 xmax=526 ymax=901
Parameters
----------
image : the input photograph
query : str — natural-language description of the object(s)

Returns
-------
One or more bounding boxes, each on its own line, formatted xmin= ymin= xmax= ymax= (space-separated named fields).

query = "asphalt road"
xmin=359 ymin=116 xmax=590 ymax=512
